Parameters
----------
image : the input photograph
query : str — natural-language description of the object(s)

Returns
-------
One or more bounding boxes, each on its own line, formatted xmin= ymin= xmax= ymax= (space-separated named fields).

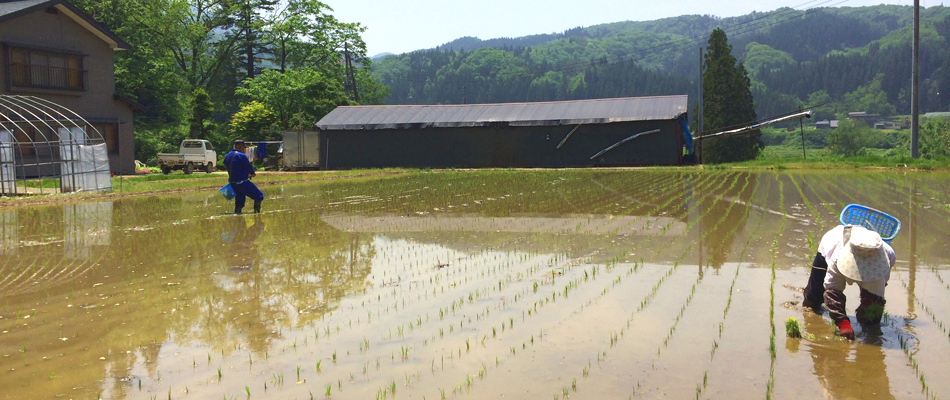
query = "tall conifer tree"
xmin=701 ymin=28 xmax=761 ymax=163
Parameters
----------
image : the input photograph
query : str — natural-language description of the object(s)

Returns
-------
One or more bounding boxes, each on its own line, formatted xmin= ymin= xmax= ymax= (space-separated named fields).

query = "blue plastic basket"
xmin=219 ymin=183 xmax=236 ymax=200
xmin=839 ymin=204 xmax=900 ymax=243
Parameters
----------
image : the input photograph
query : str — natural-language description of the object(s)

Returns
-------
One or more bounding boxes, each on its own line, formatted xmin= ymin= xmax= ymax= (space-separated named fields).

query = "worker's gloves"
xmin=836 ymin=319 xmax=855 ymax=340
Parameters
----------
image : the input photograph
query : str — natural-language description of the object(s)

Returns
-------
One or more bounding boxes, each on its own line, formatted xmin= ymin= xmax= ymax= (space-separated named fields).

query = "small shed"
xmin=312 ymin=96 xmax=689 ymax=169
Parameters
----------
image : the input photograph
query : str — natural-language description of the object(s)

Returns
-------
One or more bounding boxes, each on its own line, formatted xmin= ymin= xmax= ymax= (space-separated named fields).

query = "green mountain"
xmin=371 ymin=5 xmax=950 ymax=121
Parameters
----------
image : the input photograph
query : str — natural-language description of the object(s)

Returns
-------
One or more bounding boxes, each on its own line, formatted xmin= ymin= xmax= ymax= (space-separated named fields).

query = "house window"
xmin=9 ymin=47 xmax=86 ymax=91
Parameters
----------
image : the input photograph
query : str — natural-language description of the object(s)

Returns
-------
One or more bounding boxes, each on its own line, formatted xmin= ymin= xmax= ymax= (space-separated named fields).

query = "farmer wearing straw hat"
xmin=802 ymin=225 xmax=896 ymax=340
xmin=224 ymin=140 xmax=264 ymax=214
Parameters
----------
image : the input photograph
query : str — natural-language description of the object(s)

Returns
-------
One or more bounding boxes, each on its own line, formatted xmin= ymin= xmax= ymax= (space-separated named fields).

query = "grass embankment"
xmin=714 ymin=146 xmax=950 ymax=170
xmin=3 ymin=152 xmax=948 ymax=208
xmin=0 ymin=168 xmax=414 ymax=208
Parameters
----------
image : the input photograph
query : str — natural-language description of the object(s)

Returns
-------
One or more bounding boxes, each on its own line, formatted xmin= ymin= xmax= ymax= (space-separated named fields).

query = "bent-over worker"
xmin=224 ymin=139 xmax=264 ymax=214
xmin=802 ymin=225 xmax=895 ymax=340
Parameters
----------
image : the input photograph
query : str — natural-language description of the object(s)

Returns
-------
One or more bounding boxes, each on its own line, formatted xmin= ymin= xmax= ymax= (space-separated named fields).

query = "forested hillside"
xmin=372 ymin=5 xmax=950 ymax=121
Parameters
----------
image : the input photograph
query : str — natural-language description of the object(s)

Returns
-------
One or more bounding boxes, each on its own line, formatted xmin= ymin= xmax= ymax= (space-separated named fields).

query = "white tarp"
xmin=57 ymin=127 xmax=82 ymax=161
xmin=61 ymin=141 xmax=112 ymax=193
xmin=0 ymin=130 xmax=14 ymax=194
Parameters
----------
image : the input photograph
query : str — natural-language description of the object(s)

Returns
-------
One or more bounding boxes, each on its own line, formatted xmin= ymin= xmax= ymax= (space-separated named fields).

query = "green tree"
xmin=355 ymin=69 xmax=391 ymax=105
xmin=235 ymin=69 xmax=352 ymax=130
xmin=806 ymin=90 xmax=836 ymax=121
xmin=744 ymin=42 xmax=795 ymax=78
xmin=233 ymin=0 xmax=278 ymax=79
xmin=230 ymin=101 xmax=279 ymax=141
xmin=829 ymin=119 xmax=874 ymax=156
xmin=701 ymin=28 xmax=761 ymax=163
xmin=841 ymin=74 xmax=896 ymax=116
xmin=264 ymin=0 xmax=367 ymax=73
xmin=189 ymin=89 xmax=215 ymax=139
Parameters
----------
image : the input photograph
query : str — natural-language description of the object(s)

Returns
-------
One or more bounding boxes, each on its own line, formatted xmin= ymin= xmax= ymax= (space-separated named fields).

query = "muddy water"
xmin=1 ymin=170 xmax=948 ymax=399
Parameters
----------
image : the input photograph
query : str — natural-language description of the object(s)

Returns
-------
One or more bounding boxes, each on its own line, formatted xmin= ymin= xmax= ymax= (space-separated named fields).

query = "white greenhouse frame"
xmin=0 ymin=95 xmax=112 ymax=196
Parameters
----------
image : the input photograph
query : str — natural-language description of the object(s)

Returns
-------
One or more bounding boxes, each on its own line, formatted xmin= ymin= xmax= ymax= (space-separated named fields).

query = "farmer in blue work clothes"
xmin=802 ymin=225 xmax=896 ymax=340
xmin=224 ymin=139 xmax=264 ymax=214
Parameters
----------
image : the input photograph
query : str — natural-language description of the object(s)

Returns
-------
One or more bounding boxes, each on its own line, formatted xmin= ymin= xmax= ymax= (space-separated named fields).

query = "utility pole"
xmin=698 ymin=46 xmax=704 ymax=164
xmin=911 ymin=0 xmax=920 ymax=158
xmin=799 ymin=105 xmax=807 ymax=160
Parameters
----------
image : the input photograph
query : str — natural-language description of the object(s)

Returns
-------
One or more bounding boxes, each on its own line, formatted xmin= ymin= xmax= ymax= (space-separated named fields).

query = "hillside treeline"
xmin=373 ymin=6 xmax=950 ymax=122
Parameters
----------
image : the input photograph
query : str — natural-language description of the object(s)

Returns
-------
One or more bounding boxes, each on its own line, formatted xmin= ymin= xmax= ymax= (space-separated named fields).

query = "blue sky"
xmin=325 ymin=0 xmax=929 ymax=56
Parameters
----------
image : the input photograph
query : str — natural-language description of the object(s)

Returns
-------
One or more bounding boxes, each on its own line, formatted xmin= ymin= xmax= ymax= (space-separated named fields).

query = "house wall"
xmin=0 ymin=5 xmax=134 ymax=174
xmin=318 ymin=120 xmax=682 ymax=169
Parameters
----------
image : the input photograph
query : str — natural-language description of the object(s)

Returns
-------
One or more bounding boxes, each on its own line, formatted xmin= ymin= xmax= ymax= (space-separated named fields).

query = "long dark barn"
xmin=313 ymin=95 xmax=690 ymax=169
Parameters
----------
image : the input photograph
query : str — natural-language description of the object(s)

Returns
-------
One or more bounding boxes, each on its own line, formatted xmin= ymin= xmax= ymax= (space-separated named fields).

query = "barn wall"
xmin=319 ymin=120 xmax=681 ymax=169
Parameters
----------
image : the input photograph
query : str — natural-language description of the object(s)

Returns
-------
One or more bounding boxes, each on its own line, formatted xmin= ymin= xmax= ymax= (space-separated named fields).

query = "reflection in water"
xmin=803 ymin=314 xmax=895 ymax=399
xmin=63 ymin=202 xmax=112 ymax=260
xmin=701 ymin=172 xmax=757 ymax=269
xmin=907 ymin=180 xmax=917 ymax=319
xmin=0 ymin=209 xmax=14 ymax=255
xmin=0 ymin=170 xmax=948 ymax=399
xmin=321 ymin=214 xmax=687 ymax=236
xmin=221 ymin=214 xmax=266 ymax=273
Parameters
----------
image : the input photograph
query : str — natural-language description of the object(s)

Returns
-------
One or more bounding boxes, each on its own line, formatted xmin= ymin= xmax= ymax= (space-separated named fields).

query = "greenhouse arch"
xmin=0 ymin=95 xmax=112 ymax=195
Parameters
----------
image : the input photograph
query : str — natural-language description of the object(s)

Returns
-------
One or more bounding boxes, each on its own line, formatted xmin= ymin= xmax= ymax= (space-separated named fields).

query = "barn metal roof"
xmin=316 ymin=95 xmax=688 ymax=130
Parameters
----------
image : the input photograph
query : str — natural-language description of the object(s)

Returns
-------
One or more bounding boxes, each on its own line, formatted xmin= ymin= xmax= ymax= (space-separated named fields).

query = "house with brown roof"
xmin=0 ymin=0 xmax=141 ymax=175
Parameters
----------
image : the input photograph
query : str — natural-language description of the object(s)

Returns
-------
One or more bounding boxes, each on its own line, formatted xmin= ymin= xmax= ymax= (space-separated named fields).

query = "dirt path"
xmin=0 ymin=170 xmax=412 ymax=208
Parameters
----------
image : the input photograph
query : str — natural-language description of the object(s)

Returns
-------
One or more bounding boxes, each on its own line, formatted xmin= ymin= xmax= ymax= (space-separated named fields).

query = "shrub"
xmin=921 ymin=117 xmax=950 ymax=159
xmin=828 ymin=119 xmax=874 ymax=157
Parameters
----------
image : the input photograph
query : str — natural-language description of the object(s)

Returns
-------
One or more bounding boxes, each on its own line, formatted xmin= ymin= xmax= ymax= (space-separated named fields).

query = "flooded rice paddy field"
xmin=1 ymin=169 xmax=950 ymax=399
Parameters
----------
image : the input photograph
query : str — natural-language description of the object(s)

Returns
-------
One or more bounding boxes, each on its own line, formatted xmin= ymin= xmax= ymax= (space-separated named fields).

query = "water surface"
xmin=1 ymin=170 xmax=948 ymax=399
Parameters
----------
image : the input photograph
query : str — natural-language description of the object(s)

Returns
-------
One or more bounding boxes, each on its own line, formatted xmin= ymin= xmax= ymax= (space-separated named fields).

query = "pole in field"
xmin=799 ymin=106 xmax=806 ymax=160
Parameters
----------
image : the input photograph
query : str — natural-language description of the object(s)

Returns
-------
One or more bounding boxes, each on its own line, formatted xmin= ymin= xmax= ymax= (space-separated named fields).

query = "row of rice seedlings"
xmin=585 ymin=171 xmax=681 ymax=219
xmin=896 ymin=328 xmax=940 ymax=400
xmin=694 ymin=173 xmax=775 ymax=399
xmin=931 ymin=267 xmax=950 ymax=294
xmin=177 ymin=171 xmax=720 ymax=394
xmin=134 ymin=173 xmax=708 ymax=396
xmin=796 ymin=173 xmax=844 ymax=218
xmin=652 ymin=172 xmax=756 ymax=359
xmin=447 ymin=173 xmax=713 ymax=398
xmin=642 ymin=172 xmax=757 ymax=364
xmin=765 ymin=173 xmax=786 ymax=400
xmin=879 ymin=173 xmax=950 ymax=214
xmin=785 ymin=173 xmax=826 ymax=246
xmin=1 ymin=173 xmax=544 ymax=396
xmin=395 ymin=252 xmax=610 ymax=399
xmin=318 ymin=244 xmax=572 ymax=394
xmin=895 ymin=253 xmax=950 ymax=342
xmin=544 ymin=171 xmax=742 ymax=396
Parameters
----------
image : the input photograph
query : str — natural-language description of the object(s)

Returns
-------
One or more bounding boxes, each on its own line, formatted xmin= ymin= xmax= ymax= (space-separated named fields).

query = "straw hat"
xmin=836 ymin=225 xmax=890 ymax=282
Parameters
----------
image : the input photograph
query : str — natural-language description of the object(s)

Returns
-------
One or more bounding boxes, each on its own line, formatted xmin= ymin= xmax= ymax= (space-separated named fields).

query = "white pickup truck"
xmin=157 ymin=139 xmax=217 ymax=174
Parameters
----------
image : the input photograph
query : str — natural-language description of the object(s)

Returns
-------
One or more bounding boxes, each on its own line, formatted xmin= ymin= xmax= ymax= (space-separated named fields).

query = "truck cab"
xmin=157 ymin=139 xmax=218 ymax=174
